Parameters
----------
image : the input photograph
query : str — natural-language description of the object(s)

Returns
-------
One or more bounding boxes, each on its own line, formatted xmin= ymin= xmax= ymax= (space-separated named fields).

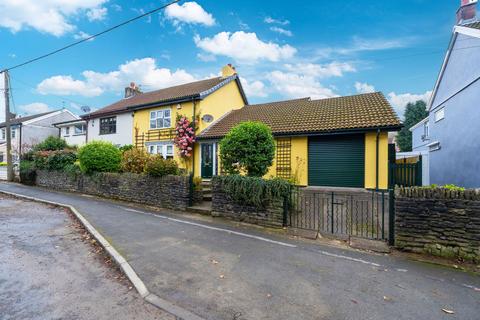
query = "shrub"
xmin=0 ymin=162 xmax=6 ymax=166
xmin=19 ymin=161 xmax=36 ymax=185
xmin=219 ymin=121 xmax=275 ymax=177
xmin=33 ymin=149 xmax=77 ymax=171
xmin=78 ymin=141 xmax=122 ymax=173
xmin=214 ymin=175 xmax=292 ymax=209
xmin=423 ymin=184 xmax=465 ymax=191
xmin=20 ymin=150 xmax=35 ymax=161
xmin=33 ymin=136 xmax=68 ymax=152
xmin=119 ymin=144 xmax=134 ymax=153
xmin=145 ymin=155 xmax=179 ymax=177
xmin=120 ymin=148 xmax=149 ymax=174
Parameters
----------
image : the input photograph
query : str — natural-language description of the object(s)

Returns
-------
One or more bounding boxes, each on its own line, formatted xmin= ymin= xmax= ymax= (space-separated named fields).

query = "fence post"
xmin=388 ymin=189 xmax=395 ymax=246
xmin=331 ymin=192 xmax=335 ymax=234
xmin=283 ymin=195 xmax=289 ymax=227
xmin=188 ymin=173 xmax=194 ymax=207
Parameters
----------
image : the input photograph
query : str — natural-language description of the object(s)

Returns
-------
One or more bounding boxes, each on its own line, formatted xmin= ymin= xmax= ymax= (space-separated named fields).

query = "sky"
xmin=0 ymin=0 xmax=461 ymax=121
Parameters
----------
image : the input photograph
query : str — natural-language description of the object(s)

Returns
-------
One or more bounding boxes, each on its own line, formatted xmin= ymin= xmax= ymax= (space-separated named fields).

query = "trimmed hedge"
xmin=78 ymin=141 xmax=122 ymax=173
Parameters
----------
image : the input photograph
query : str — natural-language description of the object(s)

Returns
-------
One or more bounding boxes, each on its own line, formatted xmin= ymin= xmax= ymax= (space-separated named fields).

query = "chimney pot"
xmin=125 ymin=82 xmax=142 ymax=99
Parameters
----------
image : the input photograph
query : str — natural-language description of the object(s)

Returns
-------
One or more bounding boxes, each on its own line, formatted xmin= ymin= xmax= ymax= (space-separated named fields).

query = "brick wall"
xmin=211 ymin=178 xmax=285 ymax=228
xmin=35 ymin=170 xmax=193 ymax=210
xmin=395 ymin=187 xmax=480 ymax=263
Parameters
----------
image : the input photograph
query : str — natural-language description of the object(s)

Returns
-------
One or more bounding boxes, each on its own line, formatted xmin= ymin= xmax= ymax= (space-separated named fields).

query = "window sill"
xmin=99 ymin=132 xmax=116 ymax=135
xmin=73 ymin=133 xmax=86 ymax=136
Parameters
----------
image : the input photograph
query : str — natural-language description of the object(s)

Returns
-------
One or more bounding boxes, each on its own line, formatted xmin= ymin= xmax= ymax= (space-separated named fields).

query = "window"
xmin=74 ymin=124 xmax=86 ymax=135
xmin=11 ymin=128 xmax=15 ymax=139
xmin=0 ymin=152 xmax=3 ymax=162
xmin=147 ymin=143 xmax=174 ymax=159
xmin=149 ymin=109 xmax=171 ymax=129
xmin=1 ymin=128 xmax=5 ymax=140
xmin=422 ymin=121 xmax=429 ymax=141
xmin=100 ymin=116 xmax=116 ymax=135
xmin=64 ymin=127 xmax=70 ymax=136
xmin=434 ymin=107 xmax=445 ymax=122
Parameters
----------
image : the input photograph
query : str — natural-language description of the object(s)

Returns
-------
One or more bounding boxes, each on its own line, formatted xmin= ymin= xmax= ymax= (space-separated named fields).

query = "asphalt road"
xmin=0 ymin=183 xmax=479 ymax=320
xmin=0 ymin=194 xmax=173 ymax=320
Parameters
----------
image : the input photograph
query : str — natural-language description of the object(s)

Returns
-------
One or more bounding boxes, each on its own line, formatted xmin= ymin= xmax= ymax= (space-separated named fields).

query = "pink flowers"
xmin=174 ymin=116 xmax=196 ymax=158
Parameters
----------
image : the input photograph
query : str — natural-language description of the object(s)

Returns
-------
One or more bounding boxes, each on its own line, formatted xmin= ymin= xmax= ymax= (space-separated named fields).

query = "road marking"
xmin=317 ymin=250 xmax=382 ymax=267
xmin=118 ymin=206 xmax=297 ymax=248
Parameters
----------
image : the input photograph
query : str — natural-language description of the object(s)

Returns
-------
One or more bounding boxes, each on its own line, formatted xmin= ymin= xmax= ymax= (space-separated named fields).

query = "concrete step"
xmin=203 ymin=194 xmax=212 ymax=201
xmin=202 ymin=188 xmax=212 ymax=194
xmin=187 ymin=201 xmax=212 ymax=215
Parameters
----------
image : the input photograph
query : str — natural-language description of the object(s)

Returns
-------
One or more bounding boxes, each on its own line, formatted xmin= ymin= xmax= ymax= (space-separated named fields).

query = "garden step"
xmin=202 ymin=188 xmax=212 ymax=194
xmin=203 ymin=194 xmax=212 ymax=201
xmin=187 ymin=201 xmax=212 ymax=215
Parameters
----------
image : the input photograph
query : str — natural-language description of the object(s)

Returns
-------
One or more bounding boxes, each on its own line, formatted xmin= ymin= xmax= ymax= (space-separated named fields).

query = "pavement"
xmin=0 ymin=194 xmax=173 ymax=320
xmin=1 ymin=182 xmax=479 ymax=320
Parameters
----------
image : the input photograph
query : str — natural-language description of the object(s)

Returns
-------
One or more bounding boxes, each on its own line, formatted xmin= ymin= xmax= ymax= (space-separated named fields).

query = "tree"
xmin=397 ymin=100 xmax=428 ymax=152
xmin=219 ymin=122 xmax=275 ymax=177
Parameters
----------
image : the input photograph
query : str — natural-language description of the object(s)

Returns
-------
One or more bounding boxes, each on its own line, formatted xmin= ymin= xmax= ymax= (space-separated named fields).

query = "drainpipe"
xmin=192 ymin=99 xmax=196 ymax=177
xmin=376 ymin=129 xmax=380 ymax=190
xmin=19 ymin=123 xmax=22 ymax=158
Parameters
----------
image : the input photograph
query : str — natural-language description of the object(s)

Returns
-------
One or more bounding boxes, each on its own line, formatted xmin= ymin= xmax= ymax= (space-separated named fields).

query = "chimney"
xmin=457 ymin=0 xmax=478 ymax=25
xmin=221 ymin=64 xmax=237 ymax=78
xmin=124 ymin=82 xmax=142 ymax=99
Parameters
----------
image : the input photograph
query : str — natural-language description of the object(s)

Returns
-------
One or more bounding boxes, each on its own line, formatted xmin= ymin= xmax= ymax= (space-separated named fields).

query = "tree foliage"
xmin=397 ymin=100 xmax=428 ymax=152
xmin=33 ymin=136 xmax=68 ymax=152
xmin=219 ymin=121 xmax=275 ymax=177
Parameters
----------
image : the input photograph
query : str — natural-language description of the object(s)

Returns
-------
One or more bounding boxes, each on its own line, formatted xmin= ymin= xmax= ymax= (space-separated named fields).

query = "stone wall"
xmin=395 ymin=187 xmax=480 ymax=263
xmin=211 ymin=178 xmax=285 ymax=228
xmin=35 ymin=170 xmax=193 ymax=210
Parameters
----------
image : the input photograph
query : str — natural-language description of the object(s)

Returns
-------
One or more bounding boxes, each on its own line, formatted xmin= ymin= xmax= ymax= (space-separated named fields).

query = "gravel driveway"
xmin=0 ymin=194 xmax=173 ymax=320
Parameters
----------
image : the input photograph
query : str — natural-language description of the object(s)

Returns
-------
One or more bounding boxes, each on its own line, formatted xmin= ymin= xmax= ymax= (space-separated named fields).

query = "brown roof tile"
xmin=84 ymin=76 xmax=238 ymax=118
xmin=198 ymin=92 xmax=401 ymax=139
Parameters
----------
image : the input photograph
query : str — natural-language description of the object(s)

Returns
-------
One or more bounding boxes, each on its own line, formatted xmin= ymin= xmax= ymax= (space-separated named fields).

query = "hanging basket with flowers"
xmin=173 ymin=115 xmax=196 ymax=158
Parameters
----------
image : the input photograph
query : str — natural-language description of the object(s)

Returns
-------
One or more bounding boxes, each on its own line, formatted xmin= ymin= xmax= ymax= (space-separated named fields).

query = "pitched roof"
xmin=84 ymin=75 xmax=247 ymax=118
xmin=465 ymin=21 xmax=480 ymax=30
xmin=0 ymin=110 xmax=58 ymax=128
xmin=198 ymin=92 xmax=401 ymax=139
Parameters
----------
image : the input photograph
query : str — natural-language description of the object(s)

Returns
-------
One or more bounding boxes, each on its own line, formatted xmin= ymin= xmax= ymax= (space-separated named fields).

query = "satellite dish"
xmin=81 ymin=106 xmax=91 ymax=113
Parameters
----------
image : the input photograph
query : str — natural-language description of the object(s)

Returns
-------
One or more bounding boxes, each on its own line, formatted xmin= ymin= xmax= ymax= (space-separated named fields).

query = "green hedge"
xmin=78 ymin=141 xmax=122 ymax=174
xmin=33 ymin=150 xmax=77 ymax=171
xmin=214 ymin=175 xmax=292 ymax=209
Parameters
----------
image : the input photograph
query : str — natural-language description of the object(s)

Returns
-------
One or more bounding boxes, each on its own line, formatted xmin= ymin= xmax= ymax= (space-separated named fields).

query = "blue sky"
xmin=0 ymin=0 xmax=460 ymax=119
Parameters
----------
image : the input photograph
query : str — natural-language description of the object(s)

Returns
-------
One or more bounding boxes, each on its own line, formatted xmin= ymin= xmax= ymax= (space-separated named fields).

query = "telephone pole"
xmin=3 ymin=70 xmax=14 ymax=182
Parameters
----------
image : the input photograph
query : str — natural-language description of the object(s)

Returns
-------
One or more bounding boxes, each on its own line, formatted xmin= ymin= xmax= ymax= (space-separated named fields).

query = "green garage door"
xmin=308 ymin=134 xmax=365 ymax=188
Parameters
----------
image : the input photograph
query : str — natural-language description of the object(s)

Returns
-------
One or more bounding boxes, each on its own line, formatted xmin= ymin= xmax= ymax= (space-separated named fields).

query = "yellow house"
xmin=197 ymin=93 xmax=402 ymax=189
xmin=87 ymin=64 xmax=401 ymax=190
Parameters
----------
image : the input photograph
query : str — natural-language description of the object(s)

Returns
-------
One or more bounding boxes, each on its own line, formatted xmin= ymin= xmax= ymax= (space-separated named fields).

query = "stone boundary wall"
xmin=395 ymin=187 xmax=480 ymax=263
xmin=35 ymin=170 xmax=193 ymax=210
xmin=211 ymin=179 xmax=285 ymax=228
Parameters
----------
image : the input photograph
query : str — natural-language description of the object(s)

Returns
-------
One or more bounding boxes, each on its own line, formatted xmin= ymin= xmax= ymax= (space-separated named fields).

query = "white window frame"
xmin=1 ymin=128 xmax=5 ymax=140
xmin=74 ymin=124 xmax=86 ymax=135
xmin=11 ymin=128 xmax=15 ymax=139
xmin=149 ymin=108 xmax=171 ymax=129
xmin=147 ymin=143 xmax=174 ymax=159
xmin=434 ymin=107 xmax=445 ymax=122
xmin=64 ymin=127 xmax=70 ymax=136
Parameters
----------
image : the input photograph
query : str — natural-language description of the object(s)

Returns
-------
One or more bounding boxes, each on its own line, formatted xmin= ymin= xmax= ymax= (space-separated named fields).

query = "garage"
xmin=308 ymin=134 xmax=365 ymax=188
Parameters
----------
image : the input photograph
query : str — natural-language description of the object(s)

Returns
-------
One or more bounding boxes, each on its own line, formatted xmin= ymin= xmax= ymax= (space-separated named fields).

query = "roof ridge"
xmin=137 ymin=76 xmax=224 ymax=97
xmin=247 ymin=97 xmax=311 ymax=107
xmin=309 ymin=91 xmax=384 ymax=102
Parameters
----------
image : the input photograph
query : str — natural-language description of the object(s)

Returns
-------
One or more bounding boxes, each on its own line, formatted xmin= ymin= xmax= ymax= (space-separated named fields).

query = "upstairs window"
xmin=11 ymin=128 xmax=15 ymax=139
xmin=100 ymin=116 xmax=116 ymax=135
xmin=1 ymin=128 xmax=5 ymax=140
xmin=434 ymin=107 xmax=445 ymax=122
xmin=74 ymin=124 xmax=86 ymax=135
xmin=422 ymin=121 xmax=429 ymax=140
xmin=150 ymin=109 xmax=171 ymax=129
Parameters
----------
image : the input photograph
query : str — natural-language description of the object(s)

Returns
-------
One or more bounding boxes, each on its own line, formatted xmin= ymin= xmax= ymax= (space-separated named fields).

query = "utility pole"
xmin=3 ymin=70 xmax=14 ymax=182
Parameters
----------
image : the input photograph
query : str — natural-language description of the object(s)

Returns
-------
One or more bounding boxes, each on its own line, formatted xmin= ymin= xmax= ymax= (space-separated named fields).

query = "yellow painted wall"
xmin=132 ymin=78 xmax=245 ymax=177
xmin=264 ymin=137 xmax=308 ymax=185
xmin=364 ymin=131 xmax=389 ymax=189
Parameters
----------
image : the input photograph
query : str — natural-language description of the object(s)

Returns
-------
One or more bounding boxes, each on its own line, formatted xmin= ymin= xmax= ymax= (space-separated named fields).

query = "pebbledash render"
xmin=85 ymin=64 xmax=401 ymax=189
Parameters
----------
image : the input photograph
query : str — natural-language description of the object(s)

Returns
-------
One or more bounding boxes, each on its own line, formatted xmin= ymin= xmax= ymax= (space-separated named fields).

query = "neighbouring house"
xmin=0 ymin=109 xmax=78 ymax=162
xmin=410 ymin=0 xmax=480 ymax=188
xmin=54 ymin=118 xmax=87 ymax=147
xmin=198 ymin=93 xmax=401 ymax=189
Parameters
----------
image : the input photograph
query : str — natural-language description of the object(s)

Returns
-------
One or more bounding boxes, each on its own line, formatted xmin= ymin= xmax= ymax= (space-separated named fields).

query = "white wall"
xmin=60 ymin=125 xmax=86 ymax=147
xmin=87 ymin=112 xmax=133 ymax=146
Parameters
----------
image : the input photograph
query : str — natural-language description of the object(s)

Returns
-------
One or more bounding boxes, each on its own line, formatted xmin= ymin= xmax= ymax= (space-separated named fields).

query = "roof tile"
xmin=198 ymin=92 xmax=401 ymax=139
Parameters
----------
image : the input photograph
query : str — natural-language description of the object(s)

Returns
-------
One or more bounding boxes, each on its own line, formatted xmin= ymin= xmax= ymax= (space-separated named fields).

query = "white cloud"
xmin=86 ymin=7 xmax=107 ymax=22
xmin=284 ymin=62 xmax=356 ymax=78
xmin=18 ymin=102 xmax=51 ymax=114
xmin=355 ymin=82 xmax=376 ymax=94
xmin=8 ymin=53 xmax=16 ymax=58
xmin=0 ymin=0 xmax=108 ymax=36
xmin=36 ymin=58 xmax=197 ymax=97
xmin=268 ymin=71 xmax=337 ymax=100
xmin=316 ymin=36 xmax=410 ymax=58
xmin=197 ymin=53 xmax=216 ymax=62
xmin=73 ymin=31 xmax=94 ymax=41
xmin=270 ymin=26 xmax=292 ymax=37
xmin=111 ymin=4 xmax=122 ymax=12
xmin=165 ymin=2 xmax=215 ymax=26
xmin=240 ymin=77 xmax=267 ymax=98
xmin=194 ymin=31 xmax=296 ymax=63
xmin=387 ymin=91 xmax=432 ymax=117
xmin=264 ymin=16 xmax=289 ymax=25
